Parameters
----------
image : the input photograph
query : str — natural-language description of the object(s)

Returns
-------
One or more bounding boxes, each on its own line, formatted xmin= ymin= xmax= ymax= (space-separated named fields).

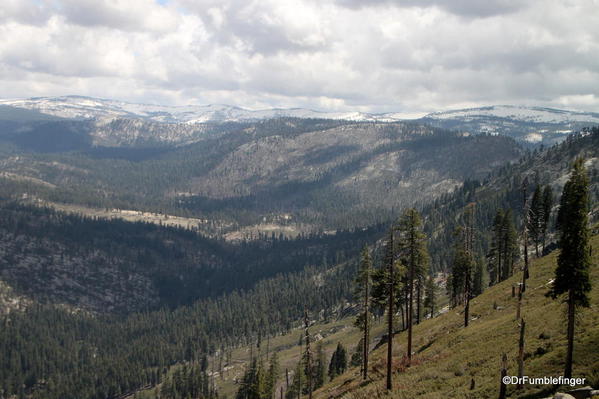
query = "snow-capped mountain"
xmin=1 ymin=96 xmax=598 ymax=145
xmin=419 ymin=105 xmax=599 ymax=144
xmin=0 ymin=96 xmax=386 ymax=124
xmin=424 ymin=105 xmax=599 ymax=125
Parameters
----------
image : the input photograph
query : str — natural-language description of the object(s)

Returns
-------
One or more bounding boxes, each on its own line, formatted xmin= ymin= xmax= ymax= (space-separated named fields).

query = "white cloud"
xmin=0 ymin=0 xmax=598 ymax=114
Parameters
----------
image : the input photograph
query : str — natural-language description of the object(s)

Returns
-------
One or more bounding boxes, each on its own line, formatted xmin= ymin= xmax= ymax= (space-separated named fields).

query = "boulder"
xmin=566 ymin=387 xmax=598 ymax=399
xmin=554 ymin=393 xmax=576 ymax=399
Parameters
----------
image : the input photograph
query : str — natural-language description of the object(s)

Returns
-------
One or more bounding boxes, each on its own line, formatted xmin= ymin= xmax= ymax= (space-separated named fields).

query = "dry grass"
xmin=313 ymin=235 xmax=599 ymax=399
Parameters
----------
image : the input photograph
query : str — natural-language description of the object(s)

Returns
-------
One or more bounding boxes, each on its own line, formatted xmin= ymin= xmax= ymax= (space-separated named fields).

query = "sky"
xmin=1 ymin=0 xmax=598 ymax=116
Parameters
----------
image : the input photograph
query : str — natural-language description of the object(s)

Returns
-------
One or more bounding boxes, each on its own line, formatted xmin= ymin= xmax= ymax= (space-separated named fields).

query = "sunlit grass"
xmin=313 ymin=235 xmax=599 ymax=399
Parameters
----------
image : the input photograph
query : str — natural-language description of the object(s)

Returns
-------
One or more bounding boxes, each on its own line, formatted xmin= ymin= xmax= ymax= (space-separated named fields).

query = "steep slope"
xmin=0 ymin=130 xmax=596 ymax=399
xmin=315 ymin=233 xmax=599 ymax=399
xmin=423 ymin=128 xmax=599 ymax=272
xmin=0 ymin=201 xmax=380 ymax=313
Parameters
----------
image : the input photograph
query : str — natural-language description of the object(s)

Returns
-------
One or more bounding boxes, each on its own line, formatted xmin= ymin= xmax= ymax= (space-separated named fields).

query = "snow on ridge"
xmin=1 ymin=96 xmax=598 ymax=126
xmin=426 ymin=105 xmax=599 ymax=124
xmin=0 ymin=96 xmax=390 ymax=123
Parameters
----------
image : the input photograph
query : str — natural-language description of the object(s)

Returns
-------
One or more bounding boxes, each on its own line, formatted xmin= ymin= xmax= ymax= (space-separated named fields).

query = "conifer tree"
xmin=541 ymin=185 xmax=553 ymax=253
xmin=353 ymin=245 xmax=372 ymax=380
xmin=528 ymin=184 xmax=543 ymax=257
xmin=285 ymin=360 xmax=305 ymax=399
xmin=327 ymin=343 xmax=347 ymax=380
xmin=547 ymin=158 xmax=592 ymax=378
xmin=488 ymin=209 xmax=505 ymax=285
xmin=369 ymin=228 xmax=397 ymax=390
xmin=423 ymin=274 xmax=437 ymax=318
xmin=472 ymin=256 xmax=486 ymax=297
xmin=302 ymin=310 xmax=313 ymax=399
xmin=313 ymin=342 xmax=325 ymax=390
xmin=501 ymin=209 xmax=519 ymax=281
xmin=265 ymin=353 xmax=280 ymax=399
xmin=450 ymin=227 xmax=468 ymax=306
xmin=462 ymin=204 xmax=475 ymax=327
xmin=396 ymin=208 xmax=429 ymax=364
xmin=350 ymin=338 xmax=364 ymax=368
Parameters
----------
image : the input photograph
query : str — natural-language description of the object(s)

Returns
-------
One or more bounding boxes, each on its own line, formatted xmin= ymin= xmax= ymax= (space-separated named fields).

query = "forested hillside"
xmin=0 ymin=201 xmax=383 ymax=313
xmin=0 ymin=126 xmax=596 ymax=399
xmin=312 ymin=233 xmax=599 ymax=399
xmin=0 ymin=118 xmax=521 ymax=232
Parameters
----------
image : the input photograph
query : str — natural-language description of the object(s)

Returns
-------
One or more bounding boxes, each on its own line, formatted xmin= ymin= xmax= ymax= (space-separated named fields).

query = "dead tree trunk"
xmin=499 ymin=353 xmax=508 ymax=399
xmin=516 ymin=284 xmax=522 ymax=321
xmin=386 ymin=259 xmax=394 ymax=391
xmin=363 ymin=268 xmax=370 ymax=381
xmin=416 ymin=279 xmax=421 ymax=325
xmin=304 ymin=310 xmax=313 ymax=399
xmin=517 ymin=319 xmax=525 ymax=390
xmin=565 ymin=289 xmax=575 ymax=378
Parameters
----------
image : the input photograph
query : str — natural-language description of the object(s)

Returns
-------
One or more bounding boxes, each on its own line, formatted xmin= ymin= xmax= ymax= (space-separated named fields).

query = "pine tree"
xmin=450 ymin=227 xmax=473 ymax=326
xmin=369 ymin=228 xmax=397 ymax=390
xmin=471 ymin=256 xmax=486 ymax=297
xmin=313 ymin=343 xmax=325 ymax=390
xmin=396 ymin=208 xmax=429 ymax=364
xmin=285 ymin=360 xmax=305 ymax=399
xmin=302 ymin=310 xmax=313 ymax=399
xmin=450 ymin=227 xmax=468 ymax=306
xmin=327 ymin=343 xmax=347 ymax=380
xmin=249 ymin=360 xmax=267 ymax=399
xmin=462 ymin=204 xmax=475 ymax=327
xmin=350 ymin=338 xmax=364 ymax=368
xmin=423 ymin=274 xmax=437 ymax=319
xmin=547 ymin=158 xmax=592 ymax=378
xmin=265 ymin=353 xmax=280 ymax=399
xmin=501 ymin=209 xmax=519 ymax=281
xmin=528 ymin=184 xmax=543 ymax=257
xmin=353 ymin=245 xmax=372 ymax=380
xmin=488 ymin=209 xmax=505 ymax=285
xmin=541 ymin=185 xmax=553 ymax=253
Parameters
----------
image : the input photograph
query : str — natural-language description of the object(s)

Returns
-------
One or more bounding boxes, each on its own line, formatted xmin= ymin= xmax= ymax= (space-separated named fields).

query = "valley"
xmin=0 ymin=97 xmax=597 ymax=399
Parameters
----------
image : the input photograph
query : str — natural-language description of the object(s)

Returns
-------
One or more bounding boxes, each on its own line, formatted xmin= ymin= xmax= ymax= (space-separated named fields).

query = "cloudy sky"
xmin=1 ymin=0 xmax=598 ymax=115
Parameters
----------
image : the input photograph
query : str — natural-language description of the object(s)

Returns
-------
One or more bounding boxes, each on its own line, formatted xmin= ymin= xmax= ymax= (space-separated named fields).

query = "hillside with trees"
xmin=0 ymin=127 xmax=596 ymax=399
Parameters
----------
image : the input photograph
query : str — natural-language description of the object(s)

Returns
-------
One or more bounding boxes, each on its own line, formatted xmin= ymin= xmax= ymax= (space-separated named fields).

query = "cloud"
xmin=58 ymin=0 xmax=180 ymax=32
xmin=0 ymin=0 xmax=53 ymax=25
xmin=0 ymin=0 xmax=598 ymax=114
xmin=334 ymin=0 xmax=530 ymax=18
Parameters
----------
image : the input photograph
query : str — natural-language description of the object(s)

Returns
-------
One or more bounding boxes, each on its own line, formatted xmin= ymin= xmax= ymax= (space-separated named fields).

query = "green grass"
xmin=313 ymin=235 xmax=599 ymax=399
xmin=214 ymin=317 xmax=384 ymax=398
xmin=131 ymin=316 xmax=386 ymax=399
xmin=133 ymin=234 xmax=598 ymax=399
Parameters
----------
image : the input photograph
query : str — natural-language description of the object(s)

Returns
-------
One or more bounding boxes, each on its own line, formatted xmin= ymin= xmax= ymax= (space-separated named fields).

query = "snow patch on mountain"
xmin=425 ymin=105 xmax=599 ymax=124
xmin=0 ymin=96 xmax=397 ymax=124
xmin=524 ymin=133 xmax=543 ymax=143
xmin=2 ymin=97 xmax=598 ymax=127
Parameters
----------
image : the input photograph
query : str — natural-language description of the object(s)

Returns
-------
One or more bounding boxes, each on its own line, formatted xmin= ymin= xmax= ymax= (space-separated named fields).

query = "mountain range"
xmin=0 ymin=93 xmax=598 ymax=399
xmin=2 ymin=96 xmax=599 ymax=144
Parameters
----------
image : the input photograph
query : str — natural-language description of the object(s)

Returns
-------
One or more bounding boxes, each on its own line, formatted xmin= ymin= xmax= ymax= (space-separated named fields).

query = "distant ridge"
xmin=1 ymin=96 xmax=598 ymax=144
xmin=1 ymin=96 xmax=597 ymax=124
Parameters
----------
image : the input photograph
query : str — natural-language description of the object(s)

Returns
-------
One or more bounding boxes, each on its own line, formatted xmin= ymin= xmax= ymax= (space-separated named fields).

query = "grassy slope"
xmin=314 ymin=234 xmax=599 ymax=399
xmin=132 ymin=234 xmax=597 ymax=399
xmin=131 ymin=317 xmax=390 ymax=399
xmin=214 ymin=318 xmax=395 ymax=399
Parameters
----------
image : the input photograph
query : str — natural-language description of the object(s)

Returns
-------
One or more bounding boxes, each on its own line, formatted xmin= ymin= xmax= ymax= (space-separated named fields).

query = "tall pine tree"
xmin=547 ymin=158 xmax=592 ymax=378
xmin=353 ymin=246 xmax=372 ymax=380
xmin=396 ymin=208 xmax=429 ymax=364
xmin=541 ymin=185 xmax=554 ymax=254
